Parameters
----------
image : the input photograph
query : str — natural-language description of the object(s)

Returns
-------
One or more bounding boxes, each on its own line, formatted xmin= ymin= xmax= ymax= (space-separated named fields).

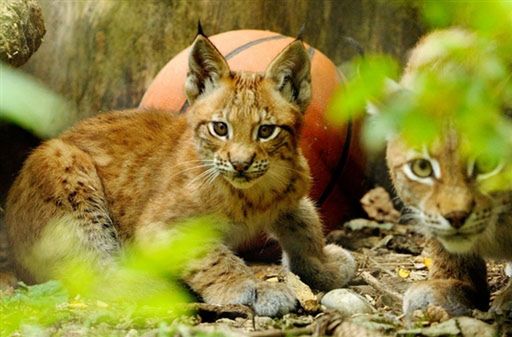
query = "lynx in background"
xmin=5 ymin=31 xmax=355 ymax=316
xmin=386 ymin=29 xmax=512 ymax=316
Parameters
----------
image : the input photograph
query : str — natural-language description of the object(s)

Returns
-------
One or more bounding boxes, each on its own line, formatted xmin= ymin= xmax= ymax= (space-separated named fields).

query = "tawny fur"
xmin=386 ymin=28 xmax=512 ymax=316
xmin=5 ymin=35 xmax=355 ymax=316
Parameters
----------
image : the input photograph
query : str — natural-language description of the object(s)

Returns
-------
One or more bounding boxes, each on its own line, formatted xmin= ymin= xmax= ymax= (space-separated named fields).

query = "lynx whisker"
xmin=167 ymin=163 xmax=215 ymax=183
xmin=266 ymin=170 xmax=289 ymax=188
xmin=204 ymin=170 xmax=220 ymax=186
xmin=186 ymin=166 xmax=217 ymax=188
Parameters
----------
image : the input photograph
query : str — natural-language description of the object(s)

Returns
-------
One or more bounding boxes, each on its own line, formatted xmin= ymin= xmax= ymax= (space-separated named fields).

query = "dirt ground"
xmin=2 ymin=187 xmax=511 ymax=337
xmin=180 ymin=187 xmax=511 ymax=337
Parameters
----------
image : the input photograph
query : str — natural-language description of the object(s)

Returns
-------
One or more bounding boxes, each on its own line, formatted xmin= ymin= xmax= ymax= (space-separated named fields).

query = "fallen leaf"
xmin=360 ymin=187 xmax=400 ymax=223
xmin=397 ymin=268 xmax=410 ymax=279
xmin=423 ymin=257 xmax=433 ymax=269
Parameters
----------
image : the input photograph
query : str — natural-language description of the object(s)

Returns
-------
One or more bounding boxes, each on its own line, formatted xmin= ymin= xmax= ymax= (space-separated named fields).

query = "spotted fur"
xmin=5 ymin=34 xmax=354 ymax=316
xmin=386 ymin=29 xmax=512 ymax=317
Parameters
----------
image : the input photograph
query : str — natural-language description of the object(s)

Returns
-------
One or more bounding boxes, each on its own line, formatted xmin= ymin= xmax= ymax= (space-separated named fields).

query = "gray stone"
xmin=320 ymin=288 xmax=374 ymax=317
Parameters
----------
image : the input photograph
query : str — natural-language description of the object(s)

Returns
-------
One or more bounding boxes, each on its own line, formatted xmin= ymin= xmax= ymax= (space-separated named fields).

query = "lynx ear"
xmin=265 ymin=40 xmax=312 ymax=112
xmin=185 ymin=34 xmax=230 ymax=104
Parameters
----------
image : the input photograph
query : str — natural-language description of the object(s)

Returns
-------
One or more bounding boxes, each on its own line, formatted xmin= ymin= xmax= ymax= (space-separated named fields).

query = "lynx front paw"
xmin=314 ymin=244 xmax=356 ymax=290
xmin=285 ymin=244 xmax=356 ymax=291
xmin=201 ymin=279 xmax=297 ymax=317
xmin=253 ymin=282 xmax=297 ymax=316
xmin=403 ymin=279 xmax=488 ymax=318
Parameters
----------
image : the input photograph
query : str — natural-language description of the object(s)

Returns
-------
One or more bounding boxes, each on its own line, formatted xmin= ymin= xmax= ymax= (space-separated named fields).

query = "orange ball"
xmin=140 ymin=30 xmax=366 ymax=235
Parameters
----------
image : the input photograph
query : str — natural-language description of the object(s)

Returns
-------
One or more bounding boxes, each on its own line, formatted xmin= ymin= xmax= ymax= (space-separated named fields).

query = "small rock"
xmin=456 ymin=317 xmax=496 ymax=337
xmin=320 ymin=289 xmax=374 ymax=317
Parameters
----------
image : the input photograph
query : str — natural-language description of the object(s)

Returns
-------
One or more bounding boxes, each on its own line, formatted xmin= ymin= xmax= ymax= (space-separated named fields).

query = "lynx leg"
xmin=183 ymin=244 xmax=296 ymax=316
xmin=272 ymin=197 xmax=355 ymax=290
xmin=5 ymin=139 xmax=120 ymax=283
xmin=404 ymin=239 xmax=489 ymax=317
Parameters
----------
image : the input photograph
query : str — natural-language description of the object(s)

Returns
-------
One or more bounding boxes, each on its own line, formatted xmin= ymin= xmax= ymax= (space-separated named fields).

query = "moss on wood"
xmin=0 ymin=0 xmax=45 ymax=67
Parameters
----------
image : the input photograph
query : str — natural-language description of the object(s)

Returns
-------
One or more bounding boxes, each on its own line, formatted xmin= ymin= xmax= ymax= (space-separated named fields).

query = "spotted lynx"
xmin=5 ymin=32 xmax=355 ymax=316
xmin=385 ymin=29 xmax=512 ymax=316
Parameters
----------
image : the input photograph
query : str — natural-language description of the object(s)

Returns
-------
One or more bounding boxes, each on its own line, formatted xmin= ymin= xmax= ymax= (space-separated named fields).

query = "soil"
xmin=2 ymin=187 xmax=511 ymax=337
xmin=181 ymin=187 xmax=511 ymax=337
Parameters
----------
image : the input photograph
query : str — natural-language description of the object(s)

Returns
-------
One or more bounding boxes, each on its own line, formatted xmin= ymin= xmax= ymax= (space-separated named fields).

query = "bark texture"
xmin=0 ymin=0 xmax=45 ymax=67
xmin=4 ymin=0 xmax=424 ymax=202
xmin=22 ymin=0 xmax=424 ymax=120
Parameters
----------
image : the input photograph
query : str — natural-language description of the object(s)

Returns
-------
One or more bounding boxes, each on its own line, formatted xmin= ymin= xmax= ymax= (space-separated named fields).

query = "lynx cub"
xmin=386 ymin=29 xmax=512 ymax=316
xmin=5 ymin=32 xmax=355 ymax=316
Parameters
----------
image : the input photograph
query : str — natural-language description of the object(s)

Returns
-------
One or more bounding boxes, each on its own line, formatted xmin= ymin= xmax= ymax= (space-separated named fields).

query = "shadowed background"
xmin=2 ymin=0 xmax=424 ymax=204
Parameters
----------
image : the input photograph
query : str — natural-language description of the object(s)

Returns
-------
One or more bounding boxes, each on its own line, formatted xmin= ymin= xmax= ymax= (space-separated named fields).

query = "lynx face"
xmin=185 ymin=34 xmax=310 ymax=190
xmin=387 ymin=132 xmax=504 ymax=253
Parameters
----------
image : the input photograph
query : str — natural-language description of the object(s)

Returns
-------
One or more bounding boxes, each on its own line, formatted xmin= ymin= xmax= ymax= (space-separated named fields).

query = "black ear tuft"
xmin=264 ymin=40 xmax=312 ymax=112
xmin=185 ymin=34 xmax=230 ymax=104
xmin=197 ymin=20 xmax=206 ymax=37
xmin=296 ymin=23 xmax=306 ymax=41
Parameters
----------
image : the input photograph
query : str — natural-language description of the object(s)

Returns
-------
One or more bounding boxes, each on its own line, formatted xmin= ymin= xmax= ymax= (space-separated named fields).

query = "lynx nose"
xmin=229 ymin=153 xmax=255 ymax=173
xmin=444 ymin=211 xmax=470 ymax=229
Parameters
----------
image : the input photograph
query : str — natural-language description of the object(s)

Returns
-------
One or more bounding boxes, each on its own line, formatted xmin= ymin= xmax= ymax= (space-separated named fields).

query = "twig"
xmin=187 ymin=303 xmax=252 ymax=322
xmin=367 ymin=256 xmax=398 ymax=278
xmin=370 ymin=234 xmax=393 ymax=251
xmin=360 ymin=271 xmax=403 ymax=303
xmin=249 ymin=326 xmax=313 ymax=337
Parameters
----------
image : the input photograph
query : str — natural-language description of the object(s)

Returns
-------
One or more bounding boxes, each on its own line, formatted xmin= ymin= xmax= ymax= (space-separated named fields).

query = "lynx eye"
xmin=209 ymin=121 xmax=229 ymax=139
xmin=257 ymin=125 xmax=279 ymax=141
xmin=409 ymin=158 xmax=434 ymax=178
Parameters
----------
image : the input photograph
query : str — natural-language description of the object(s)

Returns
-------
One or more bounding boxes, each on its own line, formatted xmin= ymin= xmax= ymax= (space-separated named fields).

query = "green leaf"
xmin=328 ymin=55 xmax=399 ymax=124
xmin=0 ymin=63 xmax=74 ymax=138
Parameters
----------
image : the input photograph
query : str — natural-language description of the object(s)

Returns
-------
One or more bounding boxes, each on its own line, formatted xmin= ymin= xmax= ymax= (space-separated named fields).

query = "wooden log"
xmin=0 ymin=0 xmax=45 ymax=67
xmin=23 ymin=0 xmax=424 ymax=121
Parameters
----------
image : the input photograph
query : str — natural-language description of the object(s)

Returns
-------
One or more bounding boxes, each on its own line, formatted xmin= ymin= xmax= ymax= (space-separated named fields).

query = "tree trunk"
xmin=0 ymin=0 xmax=45 ymax=67
xmin=22 ymin=0 xmax=424 ymax=120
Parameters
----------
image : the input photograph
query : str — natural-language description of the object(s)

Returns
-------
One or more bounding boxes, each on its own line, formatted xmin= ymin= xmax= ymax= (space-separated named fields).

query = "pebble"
xmin=456 ymin=316 xmax=496 ymax=337
xmin=320 ymin=289 xmax=374 ymax=317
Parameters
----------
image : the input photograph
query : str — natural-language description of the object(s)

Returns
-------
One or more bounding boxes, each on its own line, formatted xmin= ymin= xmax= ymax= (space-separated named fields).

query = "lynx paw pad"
xmin=202 ymin=279 xmax=297 ymax=317
xmin=252 ymin=282 xmax=297 ymax=316
xmin=323 ymin=244 xmax=356 ymax=285
xmin=311 ymin=244 xmax=355 ymax=290
xmin=403 ymin=280 xmax=482 ymax=318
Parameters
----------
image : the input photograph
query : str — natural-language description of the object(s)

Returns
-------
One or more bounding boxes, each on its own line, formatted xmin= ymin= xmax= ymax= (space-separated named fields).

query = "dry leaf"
xmin=283 ymin=271 xmax=319 ymax=313
xmin=397 ymin=268 xmax=410 ymax=279
xmin=360 ymin=187 xmax=400 ymax=223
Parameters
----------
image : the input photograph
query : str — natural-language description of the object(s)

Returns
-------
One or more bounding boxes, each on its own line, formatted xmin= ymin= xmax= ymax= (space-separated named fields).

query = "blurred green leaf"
xmin=1 ymin=217 xmax=221 ymax=335
xmin=0 ymin=281 xmax=70 ymax=335
xmin=0 ymin=63 xmax=74 ymax=138
xmin=328 ymin=55 xmax=399 ymax=123
xmin=329 ymin=0 xmax=512 ymax=191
